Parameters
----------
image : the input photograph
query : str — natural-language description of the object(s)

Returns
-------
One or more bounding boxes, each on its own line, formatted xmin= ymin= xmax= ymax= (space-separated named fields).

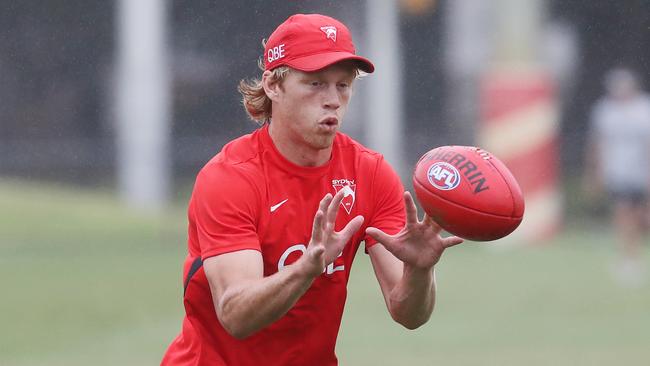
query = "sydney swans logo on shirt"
xmin=332 ymin=178 xmax=356 ymax=214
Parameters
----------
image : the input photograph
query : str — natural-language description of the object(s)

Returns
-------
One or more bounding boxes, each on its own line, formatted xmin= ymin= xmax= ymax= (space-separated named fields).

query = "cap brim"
xmin=284 ymin=51 xmax=375 ymax=73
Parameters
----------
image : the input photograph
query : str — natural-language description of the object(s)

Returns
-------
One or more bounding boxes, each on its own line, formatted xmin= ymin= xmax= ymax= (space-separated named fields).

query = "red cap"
xmin=263 ymin=14 xmax=374 ymax=73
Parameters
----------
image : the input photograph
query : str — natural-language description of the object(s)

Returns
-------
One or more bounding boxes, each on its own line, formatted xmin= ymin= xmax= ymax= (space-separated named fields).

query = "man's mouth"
xmin=319 ymin=117 xmax=339 ymax=128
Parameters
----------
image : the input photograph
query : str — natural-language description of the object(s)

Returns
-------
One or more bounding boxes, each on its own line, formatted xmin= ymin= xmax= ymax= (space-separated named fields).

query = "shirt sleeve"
xmin=191 ymin=163 xmax=262 ymax=259
xmin=364 ymin=156 xmax=406 ymax=250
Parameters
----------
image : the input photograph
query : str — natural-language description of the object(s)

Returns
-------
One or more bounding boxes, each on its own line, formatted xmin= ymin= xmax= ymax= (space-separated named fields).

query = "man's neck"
xmin=268 ymin=123 xmax=332 ymax=167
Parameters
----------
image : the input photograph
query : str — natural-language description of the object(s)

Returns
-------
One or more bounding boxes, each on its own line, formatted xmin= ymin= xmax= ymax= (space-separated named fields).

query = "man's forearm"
xmin=215 ymin=259 xmax=317 ymax=339
xmin=388 ymin=265 xmax=436 ymax=329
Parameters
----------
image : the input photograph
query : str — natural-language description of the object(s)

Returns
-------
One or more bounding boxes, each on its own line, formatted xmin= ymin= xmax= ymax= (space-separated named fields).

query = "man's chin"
xmin=309 ymin=135 xmax=336 ymax=150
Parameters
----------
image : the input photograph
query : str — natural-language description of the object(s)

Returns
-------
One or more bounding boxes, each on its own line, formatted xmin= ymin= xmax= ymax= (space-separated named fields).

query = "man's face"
xmin=270 ymin=62 xmax=356 ymax=150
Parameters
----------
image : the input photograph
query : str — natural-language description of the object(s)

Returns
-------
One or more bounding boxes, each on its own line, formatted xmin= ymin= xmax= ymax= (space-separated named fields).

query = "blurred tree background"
xmin=1 ymin=1 xmax=648 ymax=194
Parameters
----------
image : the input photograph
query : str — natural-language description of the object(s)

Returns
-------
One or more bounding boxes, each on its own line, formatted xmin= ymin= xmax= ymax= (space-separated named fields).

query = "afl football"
xmin=412 ymin=146 xmax=524 ymax=241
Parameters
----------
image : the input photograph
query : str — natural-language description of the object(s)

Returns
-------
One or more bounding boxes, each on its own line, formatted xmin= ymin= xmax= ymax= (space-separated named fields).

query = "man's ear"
xmin=262 ymin=70 xmax=280 ymax=102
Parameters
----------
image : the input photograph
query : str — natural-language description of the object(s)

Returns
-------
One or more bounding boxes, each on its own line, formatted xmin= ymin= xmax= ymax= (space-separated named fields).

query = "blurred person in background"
xmin=161 ymin=13 xmax=463 ymax=366
xmin=584 ymin=67 xmax=650 ymax=287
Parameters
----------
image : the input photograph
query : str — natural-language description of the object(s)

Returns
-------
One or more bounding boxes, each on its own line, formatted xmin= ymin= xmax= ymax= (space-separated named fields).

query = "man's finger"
xmin=311 ymin=210 xmax=324 ymax=243
xmin=326 ymin=189 xmax=345 ymax=224
xmin=403 ymin=191 xmax=419 ymax=225
xmin=319 ymin=193 xmax=333 ymax=212
xmin=337 ymin=215 xmax=364 ymax=243
xmin=442 ymin=236 xmax=464 ymax=248
xmin=365 ymin=227 xmax=398 ymax=253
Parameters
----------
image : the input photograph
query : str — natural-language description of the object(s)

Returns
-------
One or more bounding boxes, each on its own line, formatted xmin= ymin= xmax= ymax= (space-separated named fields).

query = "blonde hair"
xmin=238 ymin=59 xmax=291 ymax=125
xmin=238 ymin=41 xmax=365 ymax=125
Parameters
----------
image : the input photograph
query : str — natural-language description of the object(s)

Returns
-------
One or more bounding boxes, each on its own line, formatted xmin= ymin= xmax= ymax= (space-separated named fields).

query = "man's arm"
xmin=204 ymin=190 xmax=364 ymax=339
xmin=204 ymin=249 xmax=316 ymax=339
xmin=367 ymin=244 xmax=436 ymax=329
xmin=366 ymin=191 xmax=463 ymax=329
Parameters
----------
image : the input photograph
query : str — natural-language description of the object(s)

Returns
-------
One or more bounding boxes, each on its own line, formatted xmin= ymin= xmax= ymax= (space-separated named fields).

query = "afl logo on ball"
xmin=427 ymin=162 xmax=461 ymax=190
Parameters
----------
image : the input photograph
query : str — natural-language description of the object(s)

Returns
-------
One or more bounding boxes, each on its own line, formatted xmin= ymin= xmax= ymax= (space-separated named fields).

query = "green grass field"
xmin=1 ymin=179 xmax=649 ymax=366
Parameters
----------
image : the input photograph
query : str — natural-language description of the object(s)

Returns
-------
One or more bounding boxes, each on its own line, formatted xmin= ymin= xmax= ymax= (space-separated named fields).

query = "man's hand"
xmin=366 ymin=191 xmax=463 ymax=269
xmin=301 ymin=189 xmax=364 ymax=278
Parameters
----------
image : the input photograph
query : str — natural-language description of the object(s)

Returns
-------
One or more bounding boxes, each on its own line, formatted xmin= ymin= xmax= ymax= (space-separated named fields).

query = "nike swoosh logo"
xmin=270 ymin=199 xmax=289 ymax=213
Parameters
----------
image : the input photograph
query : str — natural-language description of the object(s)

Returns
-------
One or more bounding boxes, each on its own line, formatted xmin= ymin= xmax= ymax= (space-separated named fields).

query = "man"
xmin=584 ymin=68 xmax=650 ymax=287
xmin=161 ymin=14 xmax=463 ymax=366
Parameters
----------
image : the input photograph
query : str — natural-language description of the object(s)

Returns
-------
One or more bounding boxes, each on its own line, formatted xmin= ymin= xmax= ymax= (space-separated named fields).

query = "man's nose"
xmin=323 ymin=85 xmax=341 ymax=110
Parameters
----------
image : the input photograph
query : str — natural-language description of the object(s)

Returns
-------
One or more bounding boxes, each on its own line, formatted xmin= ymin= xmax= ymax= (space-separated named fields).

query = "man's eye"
xmin=310 ymin=81 xmax=321 ymax=86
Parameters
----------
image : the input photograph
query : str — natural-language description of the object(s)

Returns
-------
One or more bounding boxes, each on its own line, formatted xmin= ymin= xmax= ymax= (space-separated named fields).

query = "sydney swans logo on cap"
xmin=320 ymin=26 xmax=337 ymax=42
xmin=427 ymin=162 xmax=461 ymax=191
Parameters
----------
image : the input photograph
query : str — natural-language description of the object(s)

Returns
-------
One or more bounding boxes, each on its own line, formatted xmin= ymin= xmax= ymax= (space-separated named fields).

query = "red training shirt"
xmin=161 ymin=124 xmax=405 ymax=366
